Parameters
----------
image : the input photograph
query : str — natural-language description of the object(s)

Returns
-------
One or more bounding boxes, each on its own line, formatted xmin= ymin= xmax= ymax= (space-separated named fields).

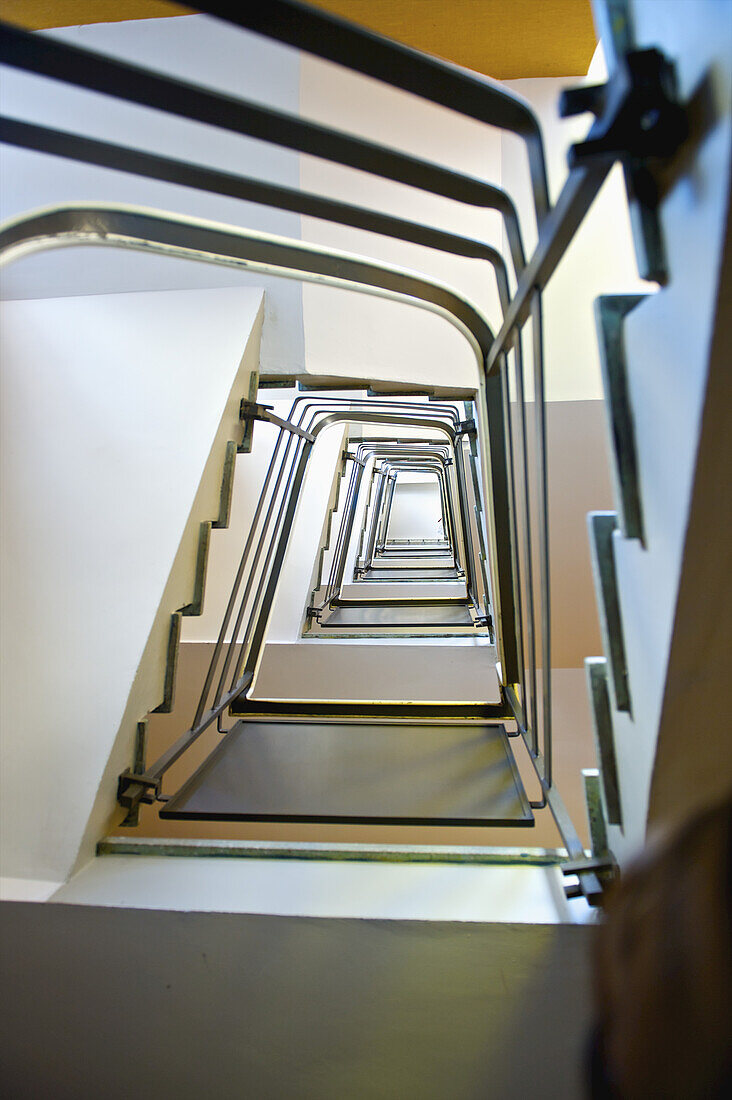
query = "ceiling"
xmin=307 ymin=0 xmax=597 ymax=78
xmin=4 ymin=0 xmax=597 ymax=79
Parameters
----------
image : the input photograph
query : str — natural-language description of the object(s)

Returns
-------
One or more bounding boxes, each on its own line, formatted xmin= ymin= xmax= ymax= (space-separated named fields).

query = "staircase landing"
xmin=160 ymin=720 xmax=533 ymax=827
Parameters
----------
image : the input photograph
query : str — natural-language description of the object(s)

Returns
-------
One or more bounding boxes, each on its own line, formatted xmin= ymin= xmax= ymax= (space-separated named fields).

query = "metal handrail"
xmin=201 ymin=0 xmax=550 ymax=227
xmin=320 ymin=452 xmax=365 ymax=608
xmin=0 ymin=202 xmax=547 ymax=825
xmin=161 ymin=398 xmax=465 ymax=765
xmin=0 ymin=115 xmax=513 ymax=314
xmin=0 ymin=19 xmax=527 ymax=280
xmin=0 ymin=13 xmax=524 ymax=683
xmin=348 ymin=443 xmax=457 ymax=576
xmin=0 ymin=204 xmax=495 ymax=363
xmin=357 ymin=451 xmax=463 ymax=581
xmin=351 ymin=453 xmax=466 ymax=595
xmin=0 ymin=0 xmax=639 ymax=894
xmin=372 ymin=463 xmax=457 ymax=566
xmin=378 ymin=465 xmax=450 ymax=556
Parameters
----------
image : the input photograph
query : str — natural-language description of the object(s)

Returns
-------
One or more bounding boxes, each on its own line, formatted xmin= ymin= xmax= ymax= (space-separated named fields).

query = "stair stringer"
xmin=583 ymin=0 xmax=732 ymax=866
xmin=305 ymin=438 xmax=350 ymax=617
xmin=72 ymin=297 xmax=265 ymax=874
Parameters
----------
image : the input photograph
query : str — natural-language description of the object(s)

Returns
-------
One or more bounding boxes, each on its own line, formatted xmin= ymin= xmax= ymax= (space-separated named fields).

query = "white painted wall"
xmin=298 ymin=44 xmax=645 ymax=401
xmin=292 ymin=45 xmax=649 ymax=742
xmin=180 ymin=416 xmax=280 ymax=644
xmin=53 ymin=853 xmax=583 ymax=923
xmin=299 ymin=51 xmax=502 ymax=388
xmin=0 ymin=285 xmax=263 ymax=883
xmin=2 ymin=7 xmax=715 ymax=883
xmin=183 ymin=407 xmax=346 ymax=646
xmin=501 ymin=44 xmax=650 ymax=403
xmin=387 ymin=478 xmax=443 ymax=541
xmin=263 ymin=420 xmax=348 ymax=644
xmin=0 ymin=14 xmax=305 ymax=374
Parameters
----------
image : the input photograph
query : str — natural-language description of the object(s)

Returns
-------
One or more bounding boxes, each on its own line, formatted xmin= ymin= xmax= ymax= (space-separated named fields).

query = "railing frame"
xmin=0 ymin=0 xmax=662 ymax=900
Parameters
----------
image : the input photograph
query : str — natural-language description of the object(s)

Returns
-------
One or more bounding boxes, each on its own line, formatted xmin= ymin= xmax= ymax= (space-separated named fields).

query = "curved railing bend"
xmin=0 ymin=0 xmax=629 ymax=895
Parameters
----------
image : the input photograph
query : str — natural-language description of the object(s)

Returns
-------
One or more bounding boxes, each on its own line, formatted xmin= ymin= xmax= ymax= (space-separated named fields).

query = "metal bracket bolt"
xmin=117 ymin=768 xmax=162 ymax=810
xmin=560 ymin=47 xmax=688 ymax=283
xmin=239 ymin=399 xmax=316 ymax=442
xmin=560 ymin=48 xmax=687 ymax=167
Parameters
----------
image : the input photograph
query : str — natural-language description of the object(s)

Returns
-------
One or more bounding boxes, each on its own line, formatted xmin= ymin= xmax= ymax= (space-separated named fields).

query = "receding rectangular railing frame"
xmin=0 ymin=0 xmax=663 ymax=903
xmin=348 ymin=442 xmax=461 ymax=584
xmin=0 ymin=12 xmax=523 ymax=685
xmin=357 ymin=452 xmax=466 ymax=585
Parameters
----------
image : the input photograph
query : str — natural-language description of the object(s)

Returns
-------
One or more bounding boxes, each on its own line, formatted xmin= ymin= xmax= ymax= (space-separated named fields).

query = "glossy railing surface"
xmin=1 ymin=0 xmax=667 ymax=900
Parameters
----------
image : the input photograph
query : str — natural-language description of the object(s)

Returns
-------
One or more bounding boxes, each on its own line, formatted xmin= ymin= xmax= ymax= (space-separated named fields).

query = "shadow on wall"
xmin=0 ymin=901 xmax=595 ymax=1100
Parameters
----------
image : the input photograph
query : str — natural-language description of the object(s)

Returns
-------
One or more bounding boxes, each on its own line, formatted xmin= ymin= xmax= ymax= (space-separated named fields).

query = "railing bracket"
xmin=117 ymin=768 xmax=162 ymax=810
xmin=561 ymin=855 xmax=616 ymax=877
xmin=560 ymin=45 xmax=687 ymax=283
xmin=239 ymin=399 xmax=316 ymax=442
xmin=560 ymin=48 xmax=687 ymax=168
xmin=458 ymin=418 xmax=476 ymax=436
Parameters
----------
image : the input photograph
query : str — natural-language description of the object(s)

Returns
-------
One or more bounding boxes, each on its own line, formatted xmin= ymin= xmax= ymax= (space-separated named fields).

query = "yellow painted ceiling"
xmin=3 ymin=1 xmax=196 ymax=29
xmin=4 ymin=0 xmax=597 ymax=79
xmin=307 ymin=1 xmax=597 ymax=78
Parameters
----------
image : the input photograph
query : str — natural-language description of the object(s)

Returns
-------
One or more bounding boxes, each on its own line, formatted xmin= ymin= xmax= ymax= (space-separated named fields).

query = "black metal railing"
xmin=308 ymin=437 xmax=491 ymax=633
xmin=0 ymin=0 xmax=687 ymax=900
